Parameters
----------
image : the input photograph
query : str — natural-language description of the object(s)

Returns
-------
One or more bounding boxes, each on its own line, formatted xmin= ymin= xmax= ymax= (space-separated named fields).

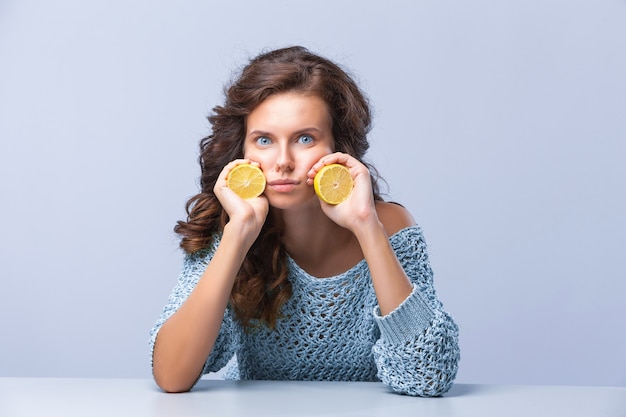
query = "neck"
xmin=271 ymin=202 xmax=360 ymax=277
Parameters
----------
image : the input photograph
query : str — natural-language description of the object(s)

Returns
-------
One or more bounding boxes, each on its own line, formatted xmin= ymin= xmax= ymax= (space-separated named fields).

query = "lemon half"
xmin=313 ymin=164 xmax=353 ymax=205
xmin=227 ymin=164 xmax=266 ymax=199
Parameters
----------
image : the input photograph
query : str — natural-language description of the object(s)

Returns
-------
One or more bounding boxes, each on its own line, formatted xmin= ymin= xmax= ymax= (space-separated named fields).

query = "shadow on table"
xmin=189 ymin=380 xmax=481 ymax=398
xmin=151 ymin=379 xmax=481 ymax=398
xmin=148 ymin=379 xmax=236 ymax=393
xmin=184 ymin=379 xmax=238 ymax=392
xmin=442 ymin=383 xmax=481 ymax=397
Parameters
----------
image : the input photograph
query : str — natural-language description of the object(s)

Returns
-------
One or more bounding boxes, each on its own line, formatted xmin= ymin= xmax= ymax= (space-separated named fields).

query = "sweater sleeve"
xmin=371 ymin=226 xmax=460 ymax=397
xmin=149 ymin=236 xmax=239 ymax=378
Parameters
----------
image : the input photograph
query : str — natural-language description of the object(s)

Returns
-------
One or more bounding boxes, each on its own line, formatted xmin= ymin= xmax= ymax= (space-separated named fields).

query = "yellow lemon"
xmin=313 ymin=164 xmax=353 ymax=205
xmin=227 ymin=164 xmax=266 ymax=199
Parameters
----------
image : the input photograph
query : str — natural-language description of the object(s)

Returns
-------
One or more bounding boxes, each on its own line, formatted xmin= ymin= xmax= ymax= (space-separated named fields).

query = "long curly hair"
xmin=174 ymin=46 xmax=383 ymax=328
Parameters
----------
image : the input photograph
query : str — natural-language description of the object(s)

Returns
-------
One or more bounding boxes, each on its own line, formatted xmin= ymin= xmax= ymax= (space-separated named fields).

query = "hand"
xmin=307 ymin=152 xmax=380 ymax=233
xmin=214 ymin=159 xmax=269 ymax=245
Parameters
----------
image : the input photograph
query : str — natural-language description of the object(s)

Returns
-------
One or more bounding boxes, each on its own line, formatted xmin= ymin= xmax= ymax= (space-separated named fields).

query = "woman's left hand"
xmin=307 ymin=152 xmax=380 ymax=233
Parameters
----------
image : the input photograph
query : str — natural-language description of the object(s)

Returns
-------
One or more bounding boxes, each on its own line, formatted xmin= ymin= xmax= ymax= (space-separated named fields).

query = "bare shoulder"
xmin=375 ymin=201 xmax=416 ymax=237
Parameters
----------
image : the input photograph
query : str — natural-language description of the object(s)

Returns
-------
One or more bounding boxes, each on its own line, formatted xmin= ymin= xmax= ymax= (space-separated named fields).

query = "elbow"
xmin=153 ymin=368 xmax=196 ymax=393
xmin=158 ymin=382 xmax=194 ymax=394
xmin=152 ymin=354 xmax=199 ymax=393
xmin=375 ymin=345 xmax=460 ymax=397
xmin=414 ymin=350 xmax=460 ymax=397
xmin=151 ymin=340 xmax=203 ymax=393
xmin=416 ymin=372 xmax=457 ymax=397
xmin=387 ymin=370 xmax=457 ymax=397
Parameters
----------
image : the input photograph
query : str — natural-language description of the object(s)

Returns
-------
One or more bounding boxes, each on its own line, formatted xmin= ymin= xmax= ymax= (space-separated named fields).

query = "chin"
xmin=266 ymin=192 xmax=318 ymax=211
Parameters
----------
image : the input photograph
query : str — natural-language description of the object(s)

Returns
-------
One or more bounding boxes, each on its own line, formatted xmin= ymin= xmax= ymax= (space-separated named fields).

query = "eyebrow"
xmin=247 ymin=127 xmax=324 ymax=137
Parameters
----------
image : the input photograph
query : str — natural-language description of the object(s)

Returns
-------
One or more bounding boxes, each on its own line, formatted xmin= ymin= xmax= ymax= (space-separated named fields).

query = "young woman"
xmin=150 ymin=46 xmax=460 ymax=397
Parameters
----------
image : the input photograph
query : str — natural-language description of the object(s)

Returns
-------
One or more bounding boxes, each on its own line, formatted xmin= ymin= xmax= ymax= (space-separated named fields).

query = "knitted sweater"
xmin=150 ymin=225 xmax=460 ymax=397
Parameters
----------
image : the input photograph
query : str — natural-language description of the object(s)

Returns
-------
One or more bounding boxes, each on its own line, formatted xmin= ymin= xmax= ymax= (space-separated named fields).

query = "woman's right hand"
xmin=214 ymin=159 xmax=269 ymax=247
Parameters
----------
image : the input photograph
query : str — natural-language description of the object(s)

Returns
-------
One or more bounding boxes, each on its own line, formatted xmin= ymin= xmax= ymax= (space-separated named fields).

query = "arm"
xmin=151 ymin=160 xmax=268 ymax=393
xmin=349 ymin=203 xmax=459 ymax=396
xmin=372 ymin=226 xmax=460 ymax=397
xmin=308 ymin=153 xmax=459 ymax=396
xmin=307 ymin=152 xmax=414 ymax=315
xmin=151 ymin=224 xmax=251 ymax=392
xmin=149 ymin=240 xmax=239 ymax=386
xmin=350 ymin=203 xmax=415 ymax=315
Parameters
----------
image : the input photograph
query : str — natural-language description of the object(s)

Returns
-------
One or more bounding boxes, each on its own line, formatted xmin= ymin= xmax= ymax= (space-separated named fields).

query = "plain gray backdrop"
xmin=1 ymin=0 xmax=624 ymax=386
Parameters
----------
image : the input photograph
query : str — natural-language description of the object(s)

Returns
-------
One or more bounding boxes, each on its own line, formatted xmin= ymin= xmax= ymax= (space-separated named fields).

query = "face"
xmin=244 ymin=91 xmax=335 ymax=209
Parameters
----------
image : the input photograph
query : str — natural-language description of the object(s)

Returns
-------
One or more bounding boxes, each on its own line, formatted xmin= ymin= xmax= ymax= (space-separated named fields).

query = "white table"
xmin=0 ymin=378 xmax=624 ymax=417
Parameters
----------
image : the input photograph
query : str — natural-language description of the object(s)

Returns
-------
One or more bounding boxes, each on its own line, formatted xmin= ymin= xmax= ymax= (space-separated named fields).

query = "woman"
xmin=150 ymin=46 xmax=459 ymax=397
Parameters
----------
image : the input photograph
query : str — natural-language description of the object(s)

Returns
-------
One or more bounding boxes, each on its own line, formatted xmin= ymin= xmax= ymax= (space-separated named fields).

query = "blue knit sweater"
xmin=150 ymin=225 xmax=460 ymax=396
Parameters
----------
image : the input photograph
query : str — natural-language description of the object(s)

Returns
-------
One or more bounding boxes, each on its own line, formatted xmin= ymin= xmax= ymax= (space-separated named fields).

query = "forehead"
xmin=246 ymin=92 xmax=331 ymax=133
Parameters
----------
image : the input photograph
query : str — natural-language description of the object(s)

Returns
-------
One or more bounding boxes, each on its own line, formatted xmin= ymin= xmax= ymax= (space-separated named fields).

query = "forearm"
xmin=373 ymin=308 xmax=459 ymax=396
xmin=152 ymin=224 xmax=250 ymax=392
xmin=353 ymin=219 xmax=413 ymax=316
xmin=368 ymin=225 xmax=459 ymax=396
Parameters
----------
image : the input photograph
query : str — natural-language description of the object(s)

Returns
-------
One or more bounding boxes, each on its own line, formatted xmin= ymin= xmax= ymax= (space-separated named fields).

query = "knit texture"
xmin=150 ymin=225 xmax=460 ymax=396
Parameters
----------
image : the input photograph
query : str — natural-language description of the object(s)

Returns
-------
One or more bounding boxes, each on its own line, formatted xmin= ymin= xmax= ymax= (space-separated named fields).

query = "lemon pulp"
xmin=227 ymin=164 xmax=266 ymax=199
xmin=313 ymin=164 xmax=353 ymax=205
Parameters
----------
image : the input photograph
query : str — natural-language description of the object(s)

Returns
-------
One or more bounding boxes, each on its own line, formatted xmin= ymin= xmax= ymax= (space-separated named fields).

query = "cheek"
xmin=300 ymin=151 xmax=328 ymax=171
xmin=244 ymin=150 xmax=271 ymax=171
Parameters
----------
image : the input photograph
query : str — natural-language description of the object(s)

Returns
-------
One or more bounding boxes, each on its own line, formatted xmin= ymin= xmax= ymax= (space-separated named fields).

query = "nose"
xmin=274 ymin=143 xmax=294 ymax=172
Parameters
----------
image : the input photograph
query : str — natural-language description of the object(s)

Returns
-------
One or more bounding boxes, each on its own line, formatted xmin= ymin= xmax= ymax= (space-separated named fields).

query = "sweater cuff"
xmin=373 ymin=284 xmax=435 ymax=345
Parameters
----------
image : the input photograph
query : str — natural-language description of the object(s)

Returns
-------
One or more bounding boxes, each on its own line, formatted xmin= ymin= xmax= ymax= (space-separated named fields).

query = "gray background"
xmin=1 ymin=0 xmax=624 ymax=386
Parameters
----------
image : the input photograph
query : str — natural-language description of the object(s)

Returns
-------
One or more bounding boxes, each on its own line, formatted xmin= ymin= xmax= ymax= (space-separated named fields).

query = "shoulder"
xmin=375 ymin=201 xmax=416 ymax=237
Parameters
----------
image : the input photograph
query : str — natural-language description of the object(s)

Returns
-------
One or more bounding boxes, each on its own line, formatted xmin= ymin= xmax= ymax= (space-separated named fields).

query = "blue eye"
xmin=256 ymin=136 xmax=271 ymax=146
xmin=298 ymin=135 xmax=314 ymax=144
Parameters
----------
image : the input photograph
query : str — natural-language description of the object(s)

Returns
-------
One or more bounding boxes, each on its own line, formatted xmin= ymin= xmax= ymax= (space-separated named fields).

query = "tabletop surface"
xmin=1 ymin=377 xmax=625 ymax=417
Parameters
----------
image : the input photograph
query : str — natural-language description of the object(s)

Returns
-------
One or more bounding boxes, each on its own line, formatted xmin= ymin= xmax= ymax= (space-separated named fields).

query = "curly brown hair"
xmin=174 ymin=46 xmax=383 ymax=328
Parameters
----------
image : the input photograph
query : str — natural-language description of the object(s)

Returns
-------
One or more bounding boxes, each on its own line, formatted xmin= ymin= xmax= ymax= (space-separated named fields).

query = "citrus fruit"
xmin=227 ymin=164 xmax=266 ymax=199
xmin=313 ymin=164 xmax=353 ymax=205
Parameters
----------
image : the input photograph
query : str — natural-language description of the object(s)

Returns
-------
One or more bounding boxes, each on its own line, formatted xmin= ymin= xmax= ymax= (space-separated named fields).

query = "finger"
xmin=224 ymin=158 xmax=252 ymax=175
xmin=215 ymin=159 xmax=252 ymax=195
xmin=308 ymin=152 xmax=347 ymax=178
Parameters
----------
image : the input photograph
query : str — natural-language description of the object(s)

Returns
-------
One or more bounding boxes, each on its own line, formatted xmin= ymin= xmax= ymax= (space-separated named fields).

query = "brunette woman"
xmin=150 ymin=46 xmax=459 ymax=396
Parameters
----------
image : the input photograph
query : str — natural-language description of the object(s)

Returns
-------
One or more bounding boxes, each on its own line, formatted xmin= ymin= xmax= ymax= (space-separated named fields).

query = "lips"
xmin=268 ymin=179 xmax=299 ymax=186
xmin=267 ymin=179 xmax=300 ymax=193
